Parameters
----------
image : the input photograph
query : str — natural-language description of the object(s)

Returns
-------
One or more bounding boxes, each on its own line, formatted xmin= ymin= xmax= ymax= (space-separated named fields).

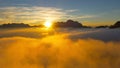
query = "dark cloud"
xmin=69 ymin=29 xmax=120 ymax=42
xmin=0 ymin=28 xmax=120 ymax=42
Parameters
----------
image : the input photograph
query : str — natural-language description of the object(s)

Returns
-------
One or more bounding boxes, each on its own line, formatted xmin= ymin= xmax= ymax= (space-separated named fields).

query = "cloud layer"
xmin=0 ymin=6 xmax=66 ymax=24
xmin=0 ymin=28 xmax=120 ymax=68
xmin=0 ymin=28 xmax=120 ymax=42
xmin=0 ymin=35 xmax=120 ymax=68
xmin=0 ymin=6 xmax=96 ymax=24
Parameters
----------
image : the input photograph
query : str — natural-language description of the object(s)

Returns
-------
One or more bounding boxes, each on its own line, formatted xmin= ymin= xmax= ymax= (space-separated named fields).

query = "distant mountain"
xmin=1 ymin=20 xmax=119 ymax=29
xmin=53 ymin=20 xmax=84 ymax=28
xmin=95 ymin=26 xmax=109 ymax=28
xmin=110 ymin=21 xmax=120 ymax=28
xmin=0 ymin=23 xmax=30 ymax=28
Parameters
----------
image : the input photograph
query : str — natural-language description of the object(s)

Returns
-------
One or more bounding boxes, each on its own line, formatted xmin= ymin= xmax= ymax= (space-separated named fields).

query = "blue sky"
xmin=0 ymin=0 xmax=120 ymax=26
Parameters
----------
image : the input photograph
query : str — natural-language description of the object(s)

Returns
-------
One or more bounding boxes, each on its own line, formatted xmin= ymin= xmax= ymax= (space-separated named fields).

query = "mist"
xmin=0 ymin=28 xmax=120 ymax=68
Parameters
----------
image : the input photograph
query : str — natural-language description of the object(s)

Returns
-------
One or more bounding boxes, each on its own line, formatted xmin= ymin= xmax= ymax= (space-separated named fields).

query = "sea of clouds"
xmin=0 ymin=28 xmax=120 ymax=68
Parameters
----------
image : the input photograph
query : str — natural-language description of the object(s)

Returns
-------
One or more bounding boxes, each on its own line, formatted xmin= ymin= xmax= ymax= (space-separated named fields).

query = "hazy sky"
xmin=0 ymin=0 xmax=120 ymax=26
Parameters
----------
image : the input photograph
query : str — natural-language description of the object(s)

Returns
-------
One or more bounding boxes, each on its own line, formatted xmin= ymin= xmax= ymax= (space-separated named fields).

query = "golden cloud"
xmin=0 ymin=35 xmax=120 ymax=68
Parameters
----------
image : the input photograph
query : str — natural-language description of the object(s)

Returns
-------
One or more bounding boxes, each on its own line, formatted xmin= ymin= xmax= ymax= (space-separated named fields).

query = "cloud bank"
xmin=0 ymin=35 xmax=120 ymax=68
xmin=0 ymin=28 xmax=120 ymax=68
xmin=0 ymin=28 xmax=120 ymax=42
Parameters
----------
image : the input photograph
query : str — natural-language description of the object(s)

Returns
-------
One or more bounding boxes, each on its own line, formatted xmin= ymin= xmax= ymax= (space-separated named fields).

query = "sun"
xmin=44 ymin=21 xmax=52 ymax=28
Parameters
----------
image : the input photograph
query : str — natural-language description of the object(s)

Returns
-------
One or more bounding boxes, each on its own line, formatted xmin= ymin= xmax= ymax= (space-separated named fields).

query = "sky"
xmin=0 ymin=0 xmax=120 ymax=26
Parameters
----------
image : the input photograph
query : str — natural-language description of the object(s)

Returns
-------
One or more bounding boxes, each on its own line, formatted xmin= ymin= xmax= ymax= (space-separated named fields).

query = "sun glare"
xmin=44 ymin=21 xmax=52 ymax=28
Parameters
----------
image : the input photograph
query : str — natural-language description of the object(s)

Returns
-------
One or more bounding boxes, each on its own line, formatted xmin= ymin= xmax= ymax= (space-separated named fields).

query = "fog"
xmin=0 ymin=28 xmax=120 ymax=68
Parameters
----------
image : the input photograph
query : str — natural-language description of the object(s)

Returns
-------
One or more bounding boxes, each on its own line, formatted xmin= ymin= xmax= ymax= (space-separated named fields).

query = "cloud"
xmin=0 ymin=28 xmax=120 ymax=68
xmin=0 ymin=6 xmax=66 ymax=24
xmin=0 ymin=6 xmax=97 ymax=24
xmin=77 ymin=15 xmax=96 ymax=19
xmin=0 ymin=6 xmax=78 ymax=24
xmin=0 ymin=34 xmax=120 ymax=68
xmin=68 ymin=15 xmax=96 ymax=20
xmin=0 ymin=28 xmax=120 ymax=42
xmin=65 ymin=9 xmax=78 ymax=13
